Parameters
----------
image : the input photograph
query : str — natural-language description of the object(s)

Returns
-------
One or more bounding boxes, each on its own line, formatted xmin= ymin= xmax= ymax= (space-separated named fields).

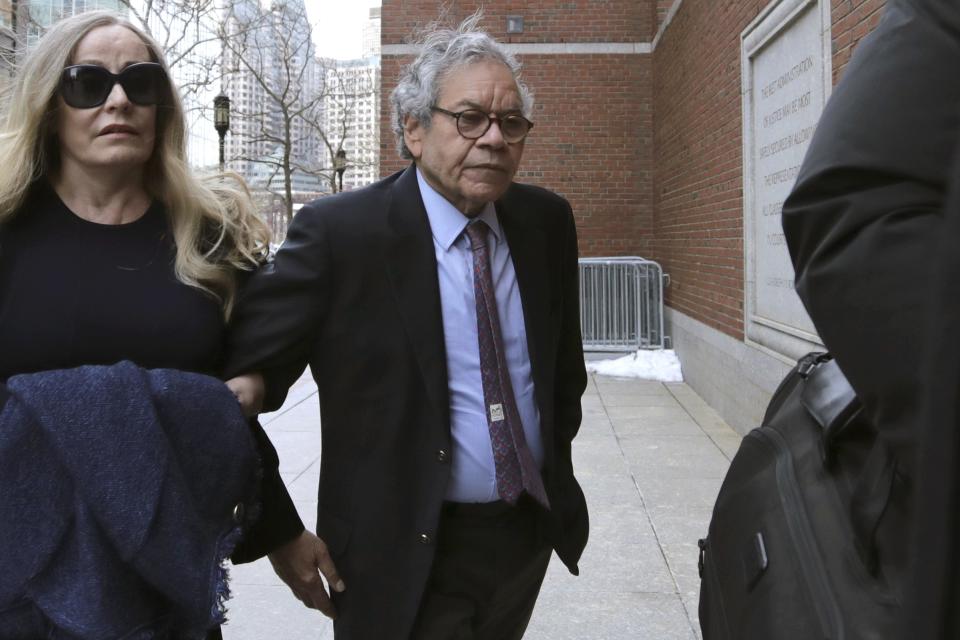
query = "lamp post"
xmin=334 ymin=149 xmax=347 ymax=193
xmin=213 ymin=94 xmax=230 ymax=172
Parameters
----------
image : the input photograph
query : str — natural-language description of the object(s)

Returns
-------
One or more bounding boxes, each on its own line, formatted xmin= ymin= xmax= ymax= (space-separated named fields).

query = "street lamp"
xmin=213 ymin=93 xmax=230 ymax=172
xmin=334 ymin=149 xmax=347 ymax=193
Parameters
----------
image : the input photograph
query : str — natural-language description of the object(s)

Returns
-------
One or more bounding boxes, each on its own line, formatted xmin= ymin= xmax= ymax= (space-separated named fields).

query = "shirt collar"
xmin=416 ymin=167 xmax=502 ymax=251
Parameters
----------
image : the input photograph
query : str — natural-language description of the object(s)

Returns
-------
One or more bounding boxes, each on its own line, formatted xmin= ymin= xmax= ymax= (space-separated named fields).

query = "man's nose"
xmin=476 ymin=117 xmax=507 ymax=148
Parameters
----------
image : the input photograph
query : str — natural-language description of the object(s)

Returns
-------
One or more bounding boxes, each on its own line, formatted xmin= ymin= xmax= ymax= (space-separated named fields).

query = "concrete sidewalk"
xmin=222 ymin=370 xmax=741 ymax=639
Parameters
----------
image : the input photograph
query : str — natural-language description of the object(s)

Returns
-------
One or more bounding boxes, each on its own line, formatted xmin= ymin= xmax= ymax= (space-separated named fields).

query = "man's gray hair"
xmin=390 ymin=11 xmax=535 ymax=160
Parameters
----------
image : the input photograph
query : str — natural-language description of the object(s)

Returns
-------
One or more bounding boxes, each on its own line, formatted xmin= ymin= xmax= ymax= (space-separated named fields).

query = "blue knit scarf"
xmin=0 ymin=362 xmax=259 ymax=639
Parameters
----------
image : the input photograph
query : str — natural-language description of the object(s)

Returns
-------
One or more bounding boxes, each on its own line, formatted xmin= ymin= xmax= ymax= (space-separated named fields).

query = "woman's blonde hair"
xmin=0 ymin=10 xmax=270 ymax=318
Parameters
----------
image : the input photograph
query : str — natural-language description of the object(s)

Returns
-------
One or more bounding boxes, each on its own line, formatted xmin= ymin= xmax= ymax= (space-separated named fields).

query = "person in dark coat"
xmin=781 ymin=0 xmax=960 ymax=635
xmin=224 ymin=13 xmax=590 ymax=640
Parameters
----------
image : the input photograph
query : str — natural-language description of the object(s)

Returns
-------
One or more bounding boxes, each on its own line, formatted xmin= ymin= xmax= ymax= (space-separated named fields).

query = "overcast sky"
xmin=305 ymin=0 xmax=381 ymax=60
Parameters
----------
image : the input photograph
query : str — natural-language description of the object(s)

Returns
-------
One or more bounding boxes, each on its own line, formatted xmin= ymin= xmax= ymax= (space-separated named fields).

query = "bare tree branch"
xmin=219 ymin=0 xmax=373 ymax=223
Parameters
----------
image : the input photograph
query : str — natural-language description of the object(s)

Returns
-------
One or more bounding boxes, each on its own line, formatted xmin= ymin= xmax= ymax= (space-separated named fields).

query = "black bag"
xmin=698 ymin=352 xmax=902 ymax=640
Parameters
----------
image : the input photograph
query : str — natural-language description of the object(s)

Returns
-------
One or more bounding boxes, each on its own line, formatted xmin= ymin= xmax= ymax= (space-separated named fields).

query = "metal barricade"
xmin=578 ymin=257 xmax=669 ymax=351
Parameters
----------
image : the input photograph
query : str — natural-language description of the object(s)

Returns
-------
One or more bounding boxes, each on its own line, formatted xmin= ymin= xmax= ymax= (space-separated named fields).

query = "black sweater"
xmin=0 ymin=184 xmax=222 ymax=380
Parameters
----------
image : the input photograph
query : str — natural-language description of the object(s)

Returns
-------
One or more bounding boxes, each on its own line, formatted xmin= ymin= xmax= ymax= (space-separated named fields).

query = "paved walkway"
xmin=222 ymin=369 xmax=742 ymax=639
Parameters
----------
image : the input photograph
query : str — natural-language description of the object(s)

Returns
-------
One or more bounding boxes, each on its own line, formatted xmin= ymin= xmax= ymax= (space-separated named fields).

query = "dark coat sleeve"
xmin=229 ymin=417 xmax=305 ymax=563
xmin=223 ymin=217 xmax=334 ymax=560
xmin=781 ymin=0 xmax=960 ymax=478
xmin=224 ymin=201 xmax=331 ymax=411
xmin=555 ymin=202 xmax=587 ymax=446
xmin=551 ymin=201 xmax=589 ymax=564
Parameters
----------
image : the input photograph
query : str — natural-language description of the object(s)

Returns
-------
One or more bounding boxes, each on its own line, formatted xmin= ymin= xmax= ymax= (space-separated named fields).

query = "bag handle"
xmin=799 ymin=357 xmax=863 ymax=466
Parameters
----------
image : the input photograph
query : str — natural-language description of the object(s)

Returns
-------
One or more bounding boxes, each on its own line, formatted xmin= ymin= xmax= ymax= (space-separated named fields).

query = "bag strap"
xmin=800 ymin=357 xmax=863 ymax=466
xmin=797 ymin=352 xmax=897 ymax=576
xmin=761 ymin=351 xmax=831 ymax=425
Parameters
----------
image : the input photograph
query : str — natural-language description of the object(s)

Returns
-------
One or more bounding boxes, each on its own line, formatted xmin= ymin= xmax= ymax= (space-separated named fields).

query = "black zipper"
xmin=750 ymin=427 xmax=843 ymax=640
xmin=699 ymin=536 xmax=732 ymax=640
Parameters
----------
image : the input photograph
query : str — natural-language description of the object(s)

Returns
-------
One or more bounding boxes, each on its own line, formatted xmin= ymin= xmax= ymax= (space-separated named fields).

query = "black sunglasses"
xmin=60 ymin=62 xmax=169 ymax=109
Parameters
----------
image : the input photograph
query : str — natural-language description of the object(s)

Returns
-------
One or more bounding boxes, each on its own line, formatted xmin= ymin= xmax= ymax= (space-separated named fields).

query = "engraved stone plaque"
xmin=742 ymin=0 xmax=830 ymax=360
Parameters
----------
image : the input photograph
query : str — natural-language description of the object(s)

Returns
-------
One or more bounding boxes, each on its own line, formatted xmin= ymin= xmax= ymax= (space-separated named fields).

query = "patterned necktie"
xmin=464 ymin=220 xmax=550 ymax=509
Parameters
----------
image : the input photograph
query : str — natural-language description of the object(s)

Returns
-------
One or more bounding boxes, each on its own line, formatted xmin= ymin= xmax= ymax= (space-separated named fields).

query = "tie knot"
xmin=464 ymin=220 xmax=488 ymax=251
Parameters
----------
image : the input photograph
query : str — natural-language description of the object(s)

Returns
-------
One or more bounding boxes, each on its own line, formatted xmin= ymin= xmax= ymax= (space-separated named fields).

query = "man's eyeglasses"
xmin=430 ymin=107 xmax=533 ymax=143
xmin=60 ymin=63 xmax=170 ymax=109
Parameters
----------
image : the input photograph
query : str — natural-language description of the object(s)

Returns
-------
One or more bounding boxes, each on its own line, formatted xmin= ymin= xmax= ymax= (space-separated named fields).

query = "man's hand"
xmin=226 ymin=372 xmax=265 ymax=417
xmin=268 ymin=530 xmax=345 ymax=618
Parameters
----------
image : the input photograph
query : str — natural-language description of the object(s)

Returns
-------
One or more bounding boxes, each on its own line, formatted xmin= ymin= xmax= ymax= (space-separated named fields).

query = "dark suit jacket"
xmin=781 ymin=0 xmax=960 ymax=635
xmin=224 ymin=165 xmax=589 ymax=639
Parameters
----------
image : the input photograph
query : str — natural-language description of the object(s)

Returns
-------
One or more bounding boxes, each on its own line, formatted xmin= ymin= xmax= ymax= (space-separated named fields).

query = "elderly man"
xmin=225 ymin=14 xmax=589 ymax=640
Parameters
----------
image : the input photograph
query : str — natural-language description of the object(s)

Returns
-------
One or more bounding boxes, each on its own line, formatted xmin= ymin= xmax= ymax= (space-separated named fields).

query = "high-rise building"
xmin=322 ymin=57 xmax=380 ymax=190
xmin=222 ymin=0 xmax=324 ymax=194
xmin=137 ymin=0 xmax=222 ymax=169
xmin=362 ymin=6 xmax=381 ymax=58
xmin=316 ymin=0 xmax=382 ymax=191
xmin=20 ymin=0 xmax=124 ymax=40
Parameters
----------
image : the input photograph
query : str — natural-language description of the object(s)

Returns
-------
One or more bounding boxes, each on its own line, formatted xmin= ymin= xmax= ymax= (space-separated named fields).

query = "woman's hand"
xmin=226 ymin=372 xmax=265 ymax=417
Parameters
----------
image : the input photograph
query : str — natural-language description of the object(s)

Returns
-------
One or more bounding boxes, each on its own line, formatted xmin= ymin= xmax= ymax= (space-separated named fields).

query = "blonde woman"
xmin=0 ymin=10 xmax=306 ymax=639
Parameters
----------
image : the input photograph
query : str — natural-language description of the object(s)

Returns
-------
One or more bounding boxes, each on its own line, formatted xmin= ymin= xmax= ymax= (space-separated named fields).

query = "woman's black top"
xmin=0 ymin=184 xmax=223 ymax=380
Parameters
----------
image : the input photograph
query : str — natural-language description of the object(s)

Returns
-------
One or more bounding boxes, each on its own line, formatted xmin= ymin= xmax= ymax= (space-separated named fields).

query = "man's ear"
xmin=403 ymin=115 xmax=424 ymax=159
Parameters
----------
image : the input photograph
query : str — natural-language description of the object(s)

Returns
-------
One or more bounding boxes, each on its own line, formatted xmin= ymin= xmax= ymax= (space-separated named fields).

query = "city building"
xmin=222 ymin=0 xmax=325 ymax=194
xmin=321 ymin=57 xmax=380 ymax=191
xmin=315 ymin=6 xmax=381 ymax=192
xmin=380 ymin=0 xmax=886 ymax=434
xmin=134 ymin=0 xmax=222 ymax=170
xmin=362 ymin=6 xmax=380 ymax=58
xmin=18 ymin=0 xmax=125 ymax=40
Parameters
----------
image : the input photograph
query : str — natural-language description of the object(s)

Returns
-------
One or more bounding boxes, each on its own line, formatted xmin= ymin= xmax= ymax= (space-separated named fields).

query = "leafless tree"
xmin=220 ymin=0 xmax=378 ymax=223
xmin=219 ymin=0 xmax=328 ymax=223
xmin=119 ymin=0 xmax=224 ymax=115
xmin=314 ymin=63 xmax=356 ymax=194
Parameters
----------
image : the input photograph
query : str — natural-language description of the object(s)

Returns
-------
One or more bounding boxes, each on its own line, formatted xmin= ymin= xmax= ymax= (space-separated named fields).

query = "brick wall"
xmin=657 ymin=0 xmax=676 ymax=29
xmin=380 ymin=1 xmax=656 ymax=257
xmin=832 ymin=0 xmax=886 ymax=82
xmin=651 ymin=0 xmax=767 ymax=339
xmin=379 ymin=54 xmax=407 ymax=167
xmin=650 ymin=0 xmax=886 ymax=340
xmin=518 ymin=54 xmax=653 ymax=256
xmin=382 ymin=1 xmax=654 ymax=45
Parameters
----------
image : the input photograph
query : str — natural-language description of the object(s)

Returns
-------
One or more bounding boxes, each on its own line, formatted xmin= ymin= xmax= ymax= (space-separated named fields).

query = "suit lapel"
xmin=382 ymin=166 xmax=451 ymax=432
xmin=497 ymin=191 xmax=554 ymax=439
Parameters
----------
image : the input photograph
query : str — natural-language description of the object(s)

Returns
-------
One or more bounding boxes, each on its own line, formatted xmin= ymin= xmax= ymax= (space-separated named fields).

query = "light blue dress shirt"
xmin=416 ymin=169 xmax=544 ymax=503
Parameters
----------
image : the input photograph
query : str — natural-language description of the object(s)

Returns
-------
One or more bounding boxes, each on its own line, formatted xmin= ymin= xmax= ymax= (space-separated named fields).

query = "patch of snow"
xmin=585 ymin=349 xmax=683 ymax=382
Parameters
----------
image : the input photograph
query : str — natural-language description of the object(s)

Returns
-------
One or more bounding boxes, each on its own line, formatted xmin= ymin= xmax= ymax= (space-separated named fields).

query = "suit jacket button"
xmin=232 ymin=503 xmax=245 ymax=524
xmin=419 ymin=533 xmax=432 ymax=545
xmin=436 ymin=449 xmax=448 ymax=463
